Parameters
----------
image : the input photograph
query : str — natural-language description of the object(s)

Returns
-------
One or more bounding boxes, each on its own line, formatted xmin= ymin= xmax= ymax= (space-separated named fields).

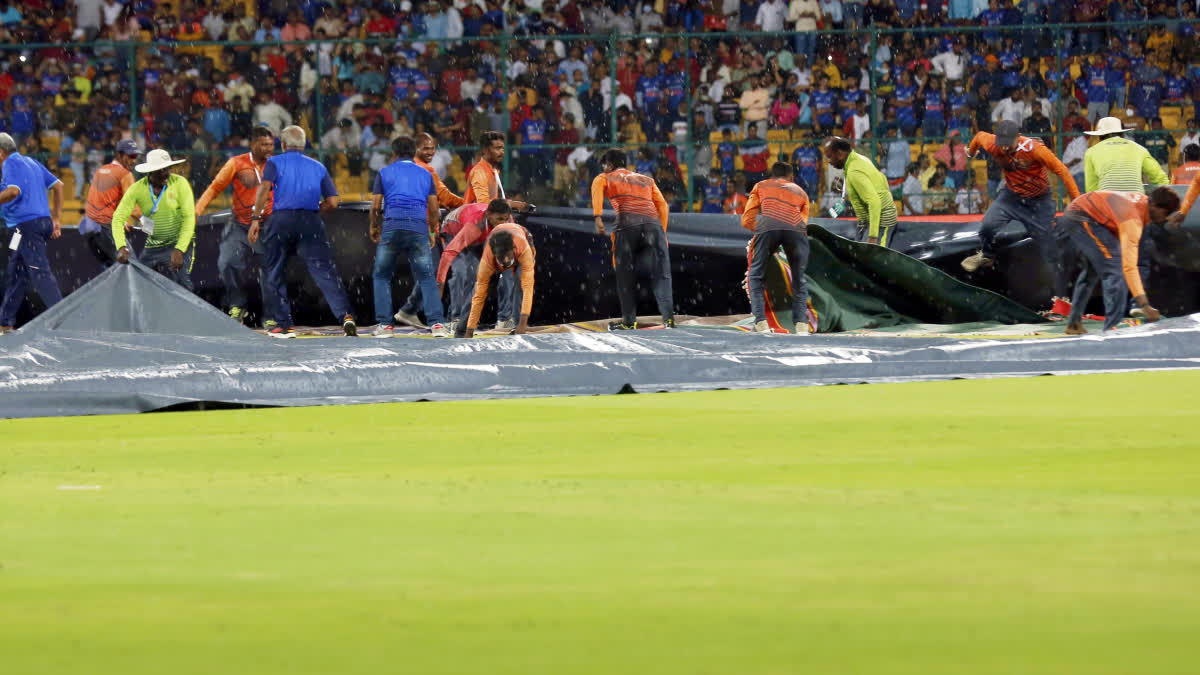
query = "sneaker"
xmin=794 ymin=323 xmax=809 ymax=335
xmin=263 ymin=319 xmax=279 ymax=331
xmin=753 ymin=320 xmax=773 ymax=333
xmin=1130 ymin=306 xmax=1146 ymax=319
xmin=268 ymin=326 xmax=296 ymax=339
xmin=445 ymin=320 xmax=458 ymax=335
xmin=609 ymin=321 xmax=637 ymax=331
xmin=228 ymin=306 xmax=245 ymax=324
xmin=495 ymin=319 xmax=516 ymax=331
xmin=343 ymin=315 xmax=358 ymax=337
xmin=372 ymin=324 xmax=395 ymax=337
xmin=663 ymin=318 xmax=676 ymax=329
xmin=431 ymin=323 xmax=452 ymax=337
xmin=393 ymin=309 xmax=425 ymax=329
xmin=961 ymin=250 xmax=995 ymax=273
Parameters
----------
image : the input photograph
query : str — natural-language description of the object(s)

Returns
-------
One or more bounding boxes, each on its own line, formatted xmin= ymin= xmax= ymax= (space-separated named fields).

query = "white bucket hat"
xmin=135 ymin=148 xmax=187 ymax=174
xmin=1085 ymin=116 xmax=1135 ymax=136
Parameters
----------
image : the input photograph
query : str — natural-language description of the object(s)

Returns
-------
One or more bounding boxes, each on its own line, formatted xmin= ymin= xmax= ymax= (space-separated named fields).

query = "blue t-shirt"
xmin=1166 ymin=76 xmax=1187 ymax=102
xmin=717 ymin=142 xmax=736 ymax=173
xmin=1082 ymin=68 xmax=1111 ymax=103
xmin=636 ymin=75 xmax=663 ymax=113
xmin=924 ymin=90 xmax=945 ymax=121
xmin=1 ymin=153 xmax=60 ymax=226
xmin=791 ymin=146 xmax=821 ymax=194
xmin=262 ymin=150 xmax=337 ymax=212
xmin=1134 ymin=82 xmax=1162 ymax=119
xmin=662 ymin=72 xmax=686 ymax=110
xmin=811 ymin=89 xmax=837 ymax=127
xmin=373 ymin=159 xmax=435 ymax=233
xmin=520 ymin=118 xmax=547 ymax=155
xmin=948 ymin=91 xmax=970 ymax=119
xmin=410 ymin=72 xmax=432 ymax=102
xmin=839 ymin=88 xmax=863 ymax=123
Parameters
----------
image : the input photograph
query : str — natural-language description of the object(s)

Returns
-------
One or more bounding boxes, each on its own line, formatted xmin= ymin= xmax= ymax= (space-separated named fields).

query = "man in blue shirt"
xmin=791 ymin=141 xmax=823 ymax=197
xmin=249 ymin=125 xmax=357 ymax=338
xmin=636 ymin=62 xmax=663 ymax=116
xmin=367 ymin=136 xmax=448 ymax=338
xmin=1080 ymin=58 xmax=1113 ymax=124
xmin=0 ymin=133 xmax=64 ymax=332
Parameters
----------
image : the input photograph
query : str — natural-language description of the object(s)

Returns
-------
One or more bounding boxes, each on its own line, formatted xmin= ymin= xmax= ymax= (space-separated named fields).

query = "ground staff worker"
xmin=111 ymin=149 xmax=196 ymax=290
xmin=464 ymin=130 xmax=520 ymax=330
xmin=368 ymin=136 xmax=450 ymax=338
xmin=250 ymin=125 xmax=357 ymax=338
xmin=392 ymin=132 xmax=466 ymax=329
xmin=742 ymin=162 xmax=811 ymax=335
xmin=960 ymin=120 xmax=1080 ymax=316
xmin=592 ymin=148 xmax=674 ymax=331
xmin=821 ymin=136 xmax=898 ymax=247
xmin=460 ymin=223 xmax=535 ymax=338
xmin=80 ymin=139 xmax=140 ymax=267
xmin=1167 ymin=170 xmax=1200 ymax=229
xmin=437 ymin=200 xmax=514 ymax=332
xmin=1084 ymin=117 xmax=1169 ymax=193
xmin=0 ymin=132 xmax=64 ymax=332
xmin=1083 ymin=117 xmax=1170 ymax=317
xmin=195 ymin=126 xmax=281 ymax=329
xmin=1059 ymin=188 xmax=1178 ymax=334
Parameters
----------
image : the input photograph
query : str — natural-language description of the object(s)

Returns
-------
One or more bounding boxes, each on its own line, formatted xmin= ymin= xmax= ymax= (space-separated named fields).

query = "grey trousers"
xmin=218 ymin=221 xmax=279 ymax=319
xmin=140 ymin=243 xmax=194 ymax=290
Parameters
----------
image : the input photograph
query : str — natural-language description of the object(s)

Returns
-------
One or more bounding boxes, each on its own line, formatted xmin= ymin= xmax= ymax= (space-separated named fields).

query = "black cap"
xmin=995 ymin=120 xmax=1020 ymax=147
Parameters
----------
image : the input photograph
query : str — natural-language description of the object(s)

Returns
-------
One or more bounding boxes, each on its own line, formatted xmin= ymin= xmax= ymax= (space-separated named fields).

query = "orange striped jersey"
xmin=467 ymin=223 xmax=535 ymax=330
xmin=85 ymin=162 xmax=136 ymax=225
xmin=195 ymin=153 xmax=272 ymax=225
xmin=591 ymin=168 xmax=669 ymax=231
xmin=416 ymin=157 xmax=464 ymax=209
xmin=1180 ymin=171 xmax=1200 ymax=218
xmin=1172 ymin=162 xmax=1200 ymax=186
xmin=464 ymin=158 xmax=502 ymax=204
xmin=968 ymin=132 xmax=1080 ymax=200
xmin=1064 ymin=190 xmax=1150 ymax=298
xmin=741 ymin=178 xmax=810 ymax=233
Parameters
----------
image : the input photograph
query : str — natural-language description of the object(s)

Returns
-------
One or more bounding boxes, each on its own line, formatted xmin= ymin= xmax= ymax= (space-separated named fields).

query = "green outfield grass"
xmin=2 ymin=372 xmax=1199 ymax=674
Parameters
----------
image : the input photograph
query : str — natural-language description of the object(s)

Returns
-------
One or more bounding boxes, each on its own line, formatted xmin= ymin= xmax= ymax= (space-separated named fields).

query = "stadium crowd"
xmin=0 ymin=0 xmax=1198 ymax=217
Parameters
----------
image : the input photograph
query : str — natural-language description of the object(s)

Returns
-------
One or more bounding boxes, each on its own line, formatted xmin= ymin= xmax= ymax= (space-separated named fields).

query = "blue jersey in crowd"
xmin=702 ymin=180 xmax=724 ymax=213
xmin=520 ymin=118 xmax=547 ymax=155
xmin=717 ymin=141 xmax=736 ymax=174
xmin=923 ymin=89 xmax=945 ymax=122
xmin=1166 ymin=76 xmax=1187 ymax=102
xmin=1134 ymin=82 xmax=1162 ymax=119
xmin=0 ymin=153 xmax=59 ymax=226
xmin=410 ymin=71 xmax=432 ymax=101
xmin=839 ymin=88 xmax=863 ymax=123
xmin=262 ymin=150 xmax=338 ymax=212
xmin=636 ymin=74 xmax=663 ymax=113
xmin=662 ymin=72 xmax=686 ymax=111
xmin=811 ymin=89 xmax=837 ymax=127
xmin=791 ymin=145 xmax=821 ymax=195
xmin=373 ymin=159 xmax=435 ymax=234
xmin=948 ymin=90 xmax=970 ymax=119
xmin=1082 ymin=68 xmax=1111 ymax=103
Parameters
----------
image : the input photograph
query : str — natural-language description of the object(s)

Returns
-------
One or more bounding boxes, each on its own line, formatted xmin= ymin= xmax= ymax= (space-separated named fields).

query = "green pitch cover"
xmin=753 ymin=225 xmax=1049 ymax=334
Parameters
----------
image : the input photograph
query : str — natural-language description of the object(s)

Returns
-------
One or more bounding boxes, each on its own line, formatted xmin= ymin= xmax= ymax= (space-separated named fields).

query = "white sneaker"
xmin=1130 ymin=307 xmax=1146 ymax=319
xmin=495 ymin=319 xmax=516 ymax=331
xmin=753 ymin=320 xmax=773 ymax=333
xmin=431 ymin=323 xmax=452 ymax=338
xmin=372 ymin=324 xmax=395 ymax=337
xmin=394 ymin=309 xmax=426 ymax=329
xmin=961 ymin=250 xmax=995 ymax=273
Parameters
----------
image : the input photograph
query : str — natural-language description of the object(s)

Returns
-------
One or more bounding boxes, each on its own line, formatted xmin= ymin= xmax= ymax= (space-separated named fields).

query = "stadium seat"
xmin=766 ymin=130 xmax=791 ymax=143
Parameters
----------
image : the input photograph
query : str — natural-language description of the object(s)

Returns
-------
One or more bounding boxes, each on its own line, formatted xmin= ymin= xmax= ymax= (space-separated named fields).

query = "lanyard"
xmin=494 ymin=169 xmax=505 ymax=199
xmin=148 ymin=183 xmax=168 ymax=216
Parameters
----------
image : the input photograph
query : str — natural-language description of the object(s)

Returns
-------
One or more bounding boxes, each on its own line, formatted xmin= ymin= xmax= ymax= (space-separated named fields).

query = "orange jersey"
xmin=1181 ymin=171 xmax=1200 ymax=218
xmin=590 ymin=168 xmax=669 ymax=231
xmin=1065 ymin=190 xmax=1150 ymax=298
xmin=467 ymin=223 xmax=535 ymax=330
xmin=1172 ymin=162 xmax=1200 ymax=186
xmin=724 ymin=193 xmax=748 ymax=215
xmin=195 ymin=153 xmax=272 ymax=225
xmin=415 ymin=157 xmax=464 ymax=209
xmin=968 ymin=132 xmax=1080 ymax=200
xmin=741 ymin=178 xmax=810 ymax=233
xmin=85 ymin=162 xmax=136 ymax=225
xmin=464 ymin=159 xmax=501 ymax=204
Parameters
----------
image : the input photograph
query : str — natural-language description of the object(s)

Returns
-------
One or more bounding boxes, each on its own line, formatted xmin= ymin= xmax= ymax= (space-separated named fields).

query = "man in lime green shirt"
xmin=112 ymin=149 xmax=197 ymax=289
xmin=1083 ymin=117 xmax=1169 ymax=194
xmin=822 ymin=137 xmax=900 ymax=247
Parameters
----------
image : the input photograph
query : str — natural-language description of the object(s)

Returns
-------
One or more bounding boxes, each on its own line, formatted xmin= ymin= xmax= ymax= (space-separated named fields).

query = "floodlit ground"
xmin=2 ymin=372 xmax=1199 ymax=674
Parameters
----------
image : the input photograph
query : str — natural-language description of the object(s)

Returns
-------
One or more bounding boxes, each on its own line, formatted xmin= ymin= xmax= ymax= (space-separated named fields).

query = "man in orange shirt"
xmin=392 ymin=132 xmax=466 ymax=329
xmin=437 ymin=200 xmax=514 ymax=332
xmin=723 ymin=180 xmax=748 ymax=215
xmin=1171 ymin=143 xmax=1200 ymax=185
xmin=592 ymin=148 xmax=674 ymax=330
xmin=195 ymin=126 xmax=280 ymax=327
xmin=80 ymin=139 xmax=140 ymax=268
xmin=962 ymin=120 xmax=1082 ymax=316
xmin=464 ymin=131 xmax=506 ymax=204
xmin=1060 ymin=188 xmax=1178 ymax=334
xmin=459 ymin=223 xmax=535 ymax=338
xmin=742 ymin=162 xmax=811 ymax=334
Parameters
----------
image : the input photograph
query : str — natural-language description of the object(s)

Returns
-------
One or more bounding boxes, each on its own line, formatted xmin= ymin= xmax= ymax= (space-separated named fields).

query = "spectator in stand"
xmin=791 ymin=139 xmax=823 ymax=197
xmin=901 ymin=162 xmax=925 ymax=215
xmin=739 ymin=125 xmax=770 ymax=188
xmin=920 ymin=73 xmax=948 ymax=138
xmin=883 ymin=125 xmax=910 ymax=182
xmin=1063 ymin=133 xmax=1088 ymax=192
xmin=739 ymin=75 xmax=771 ymax=138
xmin=845 ymin=99 xmax=871 ymax=141
xmin=770 ymin=91 xmax=801 ymax=129
xmin=893 ymin=70 xmax=919 ymax=137
xmin=1021 ymin=101 xmax=1053 ymax=148
xmin=1173 ymin=144 xmax=1200 ymax=185
xmin=715 ymin=88 xmax=742 ymax=132
xmin=934 ymin=130 xmax=969 ymax=190
xmin=1139 ymin=117 xmax=1174 ymax=173
xmin=789 ymin=0 xmax=820 ymax=62
xmin=1061 ymin=99 xmax=1091 ymax=135
xmin=810 ymin=74 xmax=836 ymax=134
xmin=723 ymin=179 xmax=748 ymax=215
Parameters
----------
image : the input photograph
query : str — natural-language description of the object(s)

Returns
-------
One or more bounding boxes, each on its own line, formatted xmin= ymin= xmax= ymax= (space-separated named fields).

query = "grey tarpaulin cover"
xmin=1 ymin=262 xmax=1199 ymax=419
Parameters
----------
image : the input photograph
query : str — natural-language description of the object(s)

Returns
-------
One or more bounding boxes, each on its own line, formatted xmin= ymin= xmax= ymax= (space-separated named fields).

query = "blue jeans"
xmin=1063 ymin=215 xmax=1131 ymax=331
xmin=263 ymin=209 xmax=353 ymax=327
xmin=219 ymin=220 xmax=279 ymax=319
xmin=448 ymin=246 xmax=482 ymax=322
xmin=0 ymin=217 xmax=63 ymax=326
xmin=373 ymin=228 xmax=444 ymax=326
xmin=399 ymin=234 xmax=446 ymax=319
xmin=792 ymin=32 xmax=816 ymax=61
